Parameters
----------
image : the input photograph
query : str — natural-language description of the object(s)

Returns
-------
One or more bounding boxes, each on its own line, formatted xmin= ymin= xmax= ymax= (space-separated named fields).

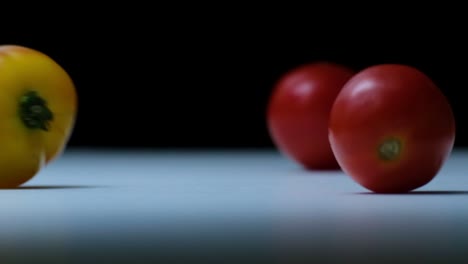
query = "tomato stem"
xmin=378 ymin=138 xmax=401 ymax=161
xmin=19 ymin=91 xmax=53 ymax=131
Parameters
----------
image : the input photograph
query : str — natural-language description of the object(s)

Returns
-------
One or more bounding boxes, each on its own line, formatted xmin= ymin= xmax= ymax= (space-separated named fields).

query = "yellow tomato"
xmin=0 ymin=45 xmax=77 ymax=188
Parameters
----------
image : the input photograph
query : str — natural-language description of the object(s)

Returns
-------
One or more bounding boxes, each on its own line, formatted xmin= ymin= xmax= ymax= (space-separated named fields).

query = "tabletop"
xmin=2 ymin=148 xmax=468 ymax=263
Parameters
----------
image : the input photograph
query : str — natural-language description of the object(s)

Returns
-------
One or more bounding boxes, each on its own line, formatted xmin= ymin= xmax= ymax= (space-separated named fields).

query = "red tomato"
xmin=329 ymin=64 xmax=455 ymax=193
xmin=267 ymin=62 xmax=355 ymax=170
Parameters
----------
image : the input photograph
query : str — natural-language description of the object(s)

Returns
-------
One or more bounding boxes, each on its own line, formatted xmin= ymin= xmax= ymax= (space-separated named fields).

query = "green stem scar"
xmin=19 ymin=91 xmax=53 ymax=131
xmin=378 ymin=138 xmax=402 ymax=161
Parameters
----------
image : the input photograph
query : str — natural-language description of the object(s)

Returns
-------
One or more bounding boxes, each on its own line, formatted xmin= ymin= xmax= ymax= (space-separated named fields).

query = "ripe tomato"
xmin=267 ymin=62 xmax=355 ymax=170
xmin=0 ymin=45 xmax=77 ymax=188
xmin=329 ymin=64 xmax=455 ymax=193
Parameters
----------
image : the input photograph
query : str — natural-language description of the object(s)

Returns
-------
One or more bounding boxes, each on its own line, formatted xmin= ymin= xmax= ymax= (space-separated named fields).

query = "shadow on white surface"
xmin=1 ymin=185 xmax=104 ymax=190
xmin=354 ymin=190 xmax=468 ymax=195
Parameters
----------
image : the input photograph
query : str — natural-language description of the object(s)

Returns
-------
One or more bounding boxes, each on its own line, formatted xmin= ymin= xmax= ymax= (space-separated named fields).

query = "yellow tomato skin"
xmin=0 ymin=45 xmax=77 ymax=188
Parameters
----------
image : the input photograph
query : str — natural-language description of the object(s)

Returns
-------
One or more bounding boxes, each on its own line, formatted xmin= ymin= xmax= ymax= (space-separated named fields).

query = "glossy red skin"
xmin=329 ymin=64 xmax=455 ymax=193
xmin=267 ymin=62 xmax=355 ymax=170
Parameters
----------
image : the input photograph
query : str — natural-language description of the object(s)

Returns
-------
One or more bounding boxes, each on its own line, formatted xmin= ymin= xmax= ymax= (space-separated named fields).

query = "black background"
xmin=2 ymin=8 xmax=466 ymax=149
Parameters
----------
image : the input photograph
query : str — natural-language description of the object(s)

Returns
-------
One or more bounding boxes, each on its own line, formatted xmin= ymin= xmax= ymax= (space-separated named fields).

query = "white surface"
xmin=2 ymin=148 xmax=468 ymax=263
